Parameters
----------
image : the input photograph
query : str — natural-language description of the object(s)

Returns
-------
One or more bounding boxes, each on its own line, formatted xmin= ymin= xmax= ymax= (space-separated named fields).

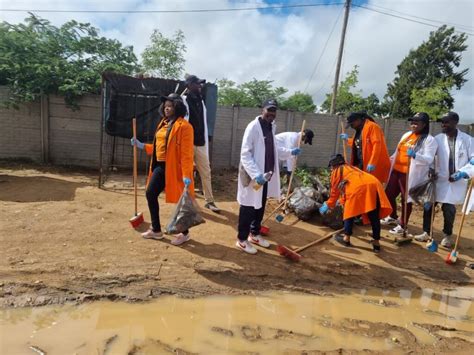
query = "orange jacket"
xmin=347 ymin=120 xmax=390 ymax=184
xmin=144 ymin=117 xmax=195 ymax=203
xmin=326 ymin=164 xmax=392 ymax=222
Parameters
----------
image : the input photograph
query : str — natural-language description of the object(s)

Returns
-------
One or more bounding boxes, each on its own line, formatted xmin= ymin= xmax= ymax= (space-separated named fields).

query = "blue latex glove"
xmin=255 ymin=174 xmax=266 ymax=185
xmin=291 ymin=148 xmax=301 ymax=156
xmin=183 ymin=177 xmax=191 ymax=187
xmin=407 ymin=148 xmax=416 ymax=158
xmin=340 ymin=133 xmax=348 ymax=141
xmin=130 ymin=137 xmax=144 ymax=150
xmin=319 ymin=202 xmax=329 ymax=215
xmin=450 ymin=171 xmax=469 ymax=181
xmin=366 ymin=164 xmax=376 ymax=172
xmin=470 ymin=158 xmax=474 ymax=165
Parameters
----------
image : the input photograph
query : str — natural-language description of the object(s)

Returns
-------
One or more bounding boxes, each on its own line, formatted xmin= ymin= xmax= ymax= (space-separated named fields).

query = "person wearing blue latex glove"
xmin=450 ymin=171 xmax=469 ymax=182
xmin=255 ymin=174 xmax=266 ymax=185
xmin=340 ymin=133 xmax=348 ymax=141
xmin=366 ymin=164 xmax=376 ymax=172
xmin=183 ymin=177 xmax=191 ymax=187
xmin=275 ymin=129 xmax=314 ymax=177
xmin=407 ymin=148 xmax=416 ymax=158
xmin=130 ymin=137 xmax=145 ymax=150
xmin=291 ymin=147 xmax=301 ymax=156
xmin=319 ymin=202 xmax=329 ymax=215
xmin=470 ymin=158 xmax=474 ymax=165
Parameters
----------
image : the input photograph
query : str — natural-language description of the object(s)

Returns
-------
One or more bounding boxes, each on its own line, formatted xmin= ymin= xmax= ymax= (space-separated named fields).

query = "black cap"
xmin=262 ymin=98 xmax=278 ymax=110
xmin=303 ymin=128 xmax=314 ymax=145
xmin=185 ymin=74 xmax=206 ymax=85
xmin=408 ymin=112 xmax=430 ymax=123
xmin=438 ymin=111 xmax=459 ymax=123
xmin=346 ymin=111 xmax=366 ymax=128
xmin=328 ymin=154 xmax=345 ymax=167
xmin=160 ymin=93 xmax=182 ymax=103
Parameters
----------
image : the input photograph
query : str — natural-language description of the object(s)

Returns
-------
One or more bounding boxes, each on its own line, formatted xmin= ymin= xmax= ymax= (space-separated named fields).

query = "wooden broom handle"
xmin=295 ymin=228 xmax=344 ymax=253
xmin=340 ymin=121 xmax=348 ymax=162
xmin=283 ymin=120 xmax=306 ymax=211
xmin=403 ymin=148 xmax=412 ymax=234
xmin=132 ymin=118 xmax=138 ymax=216
xmin=453 ymin=179 xmax=473 ymax=251
xmin=262 ymin=191 xmax=296 ymax=224
xmin=429 ymin=156 xmax=437 ymax=238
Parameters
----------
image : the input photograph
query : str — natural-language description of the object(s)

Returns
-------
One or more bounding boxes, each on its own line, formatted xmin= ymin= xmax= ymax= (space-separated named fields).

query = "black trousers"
xmin=237 ymin=183 xmax=268 ymax=241
xmin=422 ymin=203 xmax=456 ymax=236
xmin=344 ymin=197 xmax=381 ymax=240
xmin=146 ymin=162 xmax=166 ymax=232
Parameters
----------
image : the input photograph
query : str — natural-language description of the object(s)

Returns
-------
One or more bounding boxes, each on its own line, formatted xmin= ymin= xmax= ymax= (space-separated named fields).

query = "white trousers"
xmin=194 ymin=145 xmax=214 ymax=203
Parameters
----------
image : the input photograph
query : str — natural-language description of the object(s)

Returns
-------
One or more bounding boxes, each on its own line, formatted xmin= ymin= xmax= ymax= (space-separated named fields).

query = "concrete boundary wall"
xmin=1 ymin=87 xmax=472 ymax=170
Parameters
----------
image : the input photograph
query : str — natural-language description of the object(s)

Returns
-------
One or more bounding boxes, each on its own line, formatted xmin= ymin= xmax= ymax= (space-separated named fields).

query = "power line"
xmin=0 ymin=2 xmax=345 ymax=14
xmin=304 ymin=5 xmax=343 ymax=93
xmin=353 ymin=4 xmax=474 ymax=36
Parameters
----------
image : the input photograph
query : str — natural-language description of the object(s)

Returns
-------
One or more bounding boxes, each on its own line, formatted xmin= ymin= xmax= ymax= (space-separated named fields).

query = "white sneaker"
xmin=236 ymin=240 xmax=257 ymax=254
xmin=441 ymin=235 xmax=453 ymax=248
xmin=248 ymin=234 xmax=270 ymax=248
xmin=381 ymin=216 xmax=398 ymax=226
xmin=141 ymin=229 xmax=164 ymax=240
xmin=414 ymin=231 xmax=430 ymax=242
xmin=389 ymin=225 xmax=406 ymax=235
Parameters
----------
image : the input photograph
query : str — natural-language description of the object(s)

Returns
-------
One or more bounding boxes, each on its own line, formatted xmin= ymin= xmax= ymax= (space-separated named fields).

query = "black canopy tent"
xmin=99 ymin=72 xmax=218 ymax=188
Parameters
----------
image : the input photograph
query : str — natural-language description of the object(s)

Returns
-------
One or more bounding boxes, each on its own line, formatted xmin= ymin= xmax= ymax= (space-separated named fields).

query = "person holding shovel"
xmin=131 ymin=93 xmax=195 ymax=246
xmin=382 ymin=112 xmax=438 ymax=237
xmin=340 ymin=111 xmax=390 ymax=184
xmin=276 ymin=129 xmax=314 ymax=176
xmin=236 ymin=99 xmax=301 ymax=254
xmin=181 ymin=74 xmax=221 ymax=214
xmin=422 ymin=112 xmax=474 ymax=247
xmin=319 ymin=154 xmax=392 ymax=253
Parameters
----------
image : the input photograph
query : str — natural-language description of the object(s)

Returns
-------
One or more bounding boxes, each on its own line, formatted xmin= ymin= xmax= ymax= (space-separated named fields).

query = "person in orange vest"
xmin=340 ymin=111 xmax=391 ymax=184
xmin=319 ymin=154 xmax=392 ymax=253
xmin=131 ymin=93 xmax=195 ymax=246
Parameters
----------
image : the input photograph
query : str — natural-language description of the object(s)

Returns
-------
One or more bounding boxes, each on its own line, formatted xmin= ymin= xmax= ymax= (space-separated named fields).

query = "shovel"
xmin=446 ymin=179 xmax=473 ymax=265
xmin=129 ymin=118 xmax=144 ymax=228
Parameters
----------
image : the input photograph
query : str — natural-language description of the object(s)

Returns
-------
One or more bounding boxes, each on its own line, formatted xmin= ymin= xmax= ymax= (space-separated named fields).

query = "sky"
xmin=1 ymin=0 xmax=473 ymax=122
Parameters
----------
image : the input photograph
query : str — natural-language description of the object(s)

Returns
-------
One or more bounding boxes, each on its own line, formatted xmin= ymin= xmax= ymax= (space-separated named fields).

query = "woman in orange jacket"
xmin=319 ymin=154 xmax=392 ymax=253
xmin=131 ymin=93 xmax=195 ymax=246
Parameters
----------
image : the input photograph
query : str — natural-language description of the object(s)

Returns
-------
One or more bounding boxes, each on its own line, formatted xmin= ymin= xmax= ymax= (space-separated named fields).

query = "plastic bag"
xmin=320 ymin=204 xmax=344 ymax=230
xmin=287 ymin=187 xmax=321 ymax=221
xmin=166 ymin=187 xmax=205 ymax=234
xmin=409 ymin=169 xmax=437 ymax=206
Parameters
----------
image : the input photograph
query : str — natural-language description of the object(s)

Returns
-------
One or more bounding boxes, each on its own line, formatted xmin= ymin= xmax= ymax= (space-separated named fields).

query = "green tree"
xmin=0 ymin=14 xmax=139 ymax=108
xmin=141 ymin=29 xmax=186 ymax=79
xmin=280 ymin=91 xmax=315 ymax=112
xmin=385 ymin=25 xmax=468 ymax=119
xmin=217 ymin=78 xmax=287 ymax=107
xmin=321 ymin=65 xmax=383 ymax=115
xmin=410 ymin=79 xmax=454 ymax=120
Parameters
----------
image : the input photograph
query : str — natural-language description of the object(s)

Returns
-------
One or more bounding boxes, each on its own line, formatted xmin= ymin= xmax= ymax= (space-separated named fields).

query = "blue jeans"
xmin=344 ymin=197 xmax=381 ymax=240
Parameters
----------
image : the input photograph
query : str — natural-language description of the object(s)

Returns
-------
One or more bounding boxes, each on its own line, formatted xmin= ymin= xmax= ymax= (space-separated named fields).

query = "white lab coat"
xmin=275 ymin=132 xmax=301 ymax=172
xmin=388 ymin=132 xmax=438 ymax=203
xmin=435 ymin=130 xmax=474 ymax=205
xmin=237 ymin=116 xmax=292 ymax=209
xmin=182 ymin=95 xmax=209 ymax=157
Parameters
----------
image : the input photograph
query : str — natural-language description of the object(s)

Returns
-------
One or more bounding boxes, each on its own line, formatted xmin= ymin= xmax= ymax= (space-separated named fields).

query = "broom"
xmin=446 ymin=179 xmax=473 ymax=264
xmin=426 ymin=158 xmax=438 ymax=252
xmin=260 ymin=191 xmax=295 ymax=235
xmin=129 ymin=118 xmax=144 ymax=228
xmin=394 ymin=147 xmax=413 ymax=245
xmin=277 ymin=228 xmax=344 ymax=261
xmin=340 ymin=121 xmax=348 ymax=162
xmin=276 ymin=120 xmax=306 ymax=222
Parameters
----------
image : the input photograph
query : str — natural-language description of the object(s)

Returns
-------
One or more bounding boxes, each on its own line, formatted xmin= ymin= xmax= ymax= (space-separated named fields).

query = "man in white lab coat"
xmin=275 ymin=129 xmax=314 ymax=175
xmin=423 ymin=112 xmax=474 ymax=247
xmin=236 ymin=99 xmax=301 ymax=254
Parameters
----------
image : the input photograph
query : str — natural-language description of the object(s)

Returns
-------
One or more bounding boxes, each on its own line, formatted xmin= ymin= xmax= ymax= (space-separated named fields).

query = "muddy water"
xmin=1 ymin=288 xmax=473 ymax=354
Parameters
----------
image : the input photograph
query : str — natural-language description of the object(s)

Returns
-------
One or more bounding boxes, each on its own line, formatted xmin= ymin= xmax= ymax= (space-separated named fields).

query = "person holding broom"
xmin=275 ymin=129 xmax=314 ymax=177
xmin=382 ymin=112 xmax=438 ymax=237
xmin=319 ymin=154 xmax=392 ymax=253
xmin=236 ymin=99 xmax=301 ymax=254
xmin=131 ymin=93 xmax=195 ymax=246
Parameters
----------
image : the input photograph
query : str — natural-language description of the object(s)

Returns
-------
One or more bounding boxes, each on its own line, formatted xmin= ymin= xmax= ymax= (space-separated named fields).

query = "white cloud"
xmin=1 ymin=0 xmax=473 ymax=122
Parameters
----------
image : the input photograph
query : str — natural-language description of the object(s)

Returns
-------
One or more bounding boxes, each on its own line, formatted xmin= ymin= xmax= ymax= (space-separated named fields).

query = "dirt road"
xmin=1 ymin=162 xmax=473 ymax=309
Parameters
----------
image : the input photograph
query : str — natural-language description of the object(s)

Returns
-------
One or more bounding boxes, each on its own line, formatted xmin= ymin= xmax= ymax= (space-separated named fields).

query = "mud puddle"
xmin=1 ymin=288 xmax=473 ymax=354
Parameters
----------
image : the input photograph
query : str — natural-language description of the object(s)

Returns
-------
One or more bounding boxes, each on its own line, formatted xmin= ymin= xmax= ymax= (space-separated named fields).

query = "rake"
xmin=277 ymin=228 xmax=344 ymax=261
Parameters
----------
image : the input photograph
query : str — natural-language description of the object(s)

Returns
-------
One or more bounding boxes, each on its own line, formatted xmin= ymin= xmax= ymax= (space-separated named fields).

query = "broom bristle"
xmin=276 ymin=245 xmax=301 ymax=261
xmin=445 ymin=250 xmax=457 ymax=264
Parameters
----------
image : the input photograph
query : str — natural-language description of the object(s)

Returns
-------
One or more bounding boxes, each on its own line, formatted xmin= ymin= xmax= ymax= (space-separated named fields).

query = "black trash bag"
xmin=409 ymin=169 xmax=437 ymax=206
xmin=320 ymin=204 xmax=344 ymax=230
xmin=166 ymin=187 xmax=205 ymax=234
xmin=287 ymin=187 xmax=321 ymax=221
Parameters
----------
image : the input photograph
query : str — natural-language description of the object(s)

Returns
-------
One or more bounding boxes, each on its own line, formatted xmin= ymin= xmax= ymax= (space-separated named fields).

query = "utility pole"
xmin=330 ymin=0 xmax=351 ymax=114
